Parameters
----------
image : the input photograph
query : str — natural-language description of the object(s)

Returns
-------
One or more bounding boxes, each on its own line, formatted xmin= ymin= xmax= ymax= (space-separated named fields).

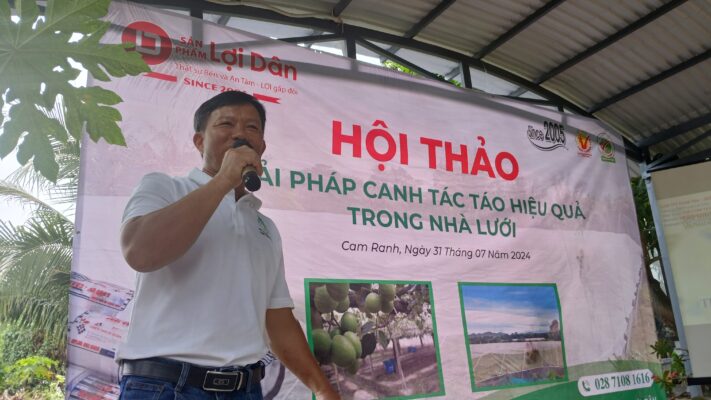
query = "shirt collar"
xmin=188 ymin=168 xmax=262 ymax=210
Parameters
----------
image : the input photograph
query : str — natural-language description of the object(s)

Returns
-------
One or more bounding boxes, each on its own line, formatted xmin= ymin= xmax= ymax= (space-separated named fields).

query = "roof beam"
xmin=279 ymin=33 xmax=342 ymax=44
xmin=404 ymin=0 xmax=457 ymax=39
xmin=637 ymin=112 xmax=711 ymax=148
xmin=648 ymin=128 xmax=711 ymax=168
xmin=508 ymin=86 xmax=527 ymax=97
xmin=623 ymin=137 xmax=643 ymax=162
xmin=332 ymin=0 xmax=353 ymax=17
xmin=444 ymin=66 xmax=460 ymax=80
xmin=357 ymin=39 xmax=447 ymax=83
xmin=345 ymin=32 xmax=356 ymax=59
xmin=305 ymin=30 xmax=324 ymax=49
xmin=216 ymin=15 xmax=230 ymax=25
xmin=133 ymin=0 xmax=593 ymax=116
xmin=501 ymin=96 xmax=555 ymax=106
xmin=647 ymin=147 xmax=711 ymax=172
xmin=189 ymin=6 xmax=202 ymax=19
xmin=339 ymin=25 xmax=588 ymax=114
xmin=535 ymin=0 xmax=687 ymax=84
xmin=382 ymin=0 xmax=457 ymax=61
xmin=461 ymin=62 xmax=472 ymax=88
xmin=355 ymin=26 xmax=591 ymax=115
xmin=589 ymin=48 xmax=711 ymax=113
xmin=475 ymin=0 xmax=566 ymax=59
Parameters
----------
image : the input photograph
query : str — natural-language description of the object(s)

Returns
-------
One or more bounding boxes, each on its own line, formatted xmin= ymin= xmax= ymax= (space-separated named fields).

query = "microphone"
xmin=232 ymin=139 xmax=261 ymax=192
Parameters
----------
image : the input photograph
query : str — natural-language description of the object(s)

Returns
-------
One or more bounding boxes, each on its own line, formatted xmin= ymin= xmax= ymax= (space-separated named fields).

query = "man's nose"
xmin=230 ymin=128 xmax=247 ymax=141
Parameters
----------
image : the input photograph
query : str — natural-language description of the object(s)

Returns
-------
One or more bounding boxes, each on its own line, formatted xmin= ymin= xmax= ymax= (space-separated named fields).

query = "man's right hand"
xmin=214 ymin=145 xmax=264 ymax=189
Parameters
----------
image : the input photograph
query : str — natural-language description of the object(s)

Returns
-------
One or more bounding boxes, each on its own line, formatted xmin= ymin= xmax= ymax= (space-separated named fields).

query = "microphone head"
xmin=243 ymin=171 xmax=261 ymax=192
xmin=232 ymin=139 xmax=261 ymax=191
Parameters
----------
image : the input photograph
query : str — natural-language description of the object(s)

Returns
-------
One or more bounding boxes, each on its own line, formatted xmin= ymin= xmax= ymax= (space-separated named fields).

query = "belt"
xmin=121 ymin=359 xmax=265 ymax=392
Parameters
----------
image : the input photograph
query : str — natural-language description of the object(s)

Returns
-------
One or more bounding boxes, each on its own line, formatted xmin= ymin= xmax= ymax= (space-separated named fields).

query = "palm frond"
xmin=5 ymin=139 xmax=79 ymax=209
xmin=0 ymin=213 xmax=72 ymax=342
xmin=0 ymin=274 xmax=68 ymax=342
xmin=0 ymin=180 xmax=69 ymax=223
xmin=0 ymin=260 xmax=70 ymax=342
xmin=0 ymin=214 xmax=73 ymax=271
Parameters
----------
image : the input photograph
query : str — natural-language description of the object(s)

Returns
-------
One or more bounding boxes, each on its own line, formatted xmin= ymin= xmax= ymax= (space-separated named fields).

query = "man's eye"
xmin=219 ymin=122 xmax=232 ymax=126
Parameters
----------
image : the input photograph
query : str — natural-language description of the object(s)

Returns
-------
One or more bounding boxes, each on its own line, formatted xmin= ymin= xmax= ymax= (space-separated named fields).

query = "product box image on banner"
xmin=70 ymin=271 xmax=135 ymax=312
xmin=68 ymin=311 xmax=129 ymax=359
xmin=66 ymin=363 xmax=120 ymax=400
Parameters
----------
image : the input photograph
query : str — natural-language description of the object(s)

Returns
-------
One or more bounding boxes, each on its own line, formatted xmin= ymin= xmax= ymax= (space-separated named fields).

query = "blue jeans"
xmin=119 ymin=361 xmax=264 ymax=400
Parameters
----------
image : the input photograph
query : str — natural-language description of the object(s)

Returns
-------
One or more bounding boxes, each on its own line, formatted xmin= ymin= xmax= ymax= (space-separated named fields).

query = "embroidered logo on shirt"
xmin=257 ymin=216 xmax=272 ymax=240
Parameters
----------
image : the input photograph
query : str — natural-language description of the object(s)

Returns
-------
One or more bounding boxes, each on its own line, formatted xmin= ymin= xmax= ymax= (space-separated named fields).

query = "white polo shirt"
xmin=116 ymin=168 xmax=294 ymax=367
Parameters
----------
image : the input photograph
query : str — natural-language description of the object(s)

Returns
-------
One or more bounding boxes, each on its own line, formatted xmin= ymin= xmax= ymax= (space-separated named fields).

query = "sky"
xmin=462 ymin=284 xmax=561 ymax=334
xmin=0 ymin=151 xmax=30 ymax=225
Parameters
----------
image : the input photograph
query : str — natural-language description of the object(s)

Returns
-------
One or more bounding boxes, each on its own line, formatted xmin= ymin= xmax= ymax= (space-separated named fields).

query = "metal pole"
xmin=642 ymin=163 xmax=702 ymax=397
xmin=190 ymin=6 xmax=203 ymax=46
xmin=345 ymin=33 xmax=356 ymax=60
xmin=461 ymin=62 xmax=472 ymax=89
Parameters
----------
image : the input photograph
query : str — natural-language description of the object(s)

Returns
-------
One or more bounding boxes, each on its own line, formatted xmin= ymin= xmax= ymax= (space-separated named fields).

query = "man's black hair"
xmin=193 ymin=91 xmax=266 ymax=132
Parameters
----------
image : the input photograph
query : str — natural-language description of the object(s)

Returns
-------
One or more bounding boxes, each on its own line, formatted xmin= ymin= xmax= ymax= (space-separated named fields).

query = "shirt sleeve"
xmin=267 ymin=225 xmax=295 ymax=309
xmin=122 ymin=173 xmax=177 ymax=224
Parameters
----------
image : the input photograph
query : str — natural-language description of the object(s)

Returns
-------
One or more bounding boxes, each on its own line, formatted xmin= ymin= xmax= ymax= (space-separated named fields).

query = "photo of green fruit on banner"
xmin=305 ymin=280 xmax=444 ymax=400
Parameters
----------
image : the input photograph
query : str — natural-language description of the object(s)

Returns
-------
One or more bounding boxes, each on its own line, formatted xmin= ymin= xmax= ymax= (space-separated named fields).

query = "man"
xmin=117 ymin=91 xmax=339 ymax=400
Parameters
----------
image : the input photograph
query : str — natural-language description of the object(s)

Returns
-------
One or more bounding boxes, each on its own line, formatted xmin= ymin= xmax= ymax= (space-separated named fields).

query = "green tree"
xmin=0 ymin=355 xmax=65 ymax=399
xmin=0 ymin=0 xmax=149 ymax=182
xmin=631 ymin=177 xmax=659 ymax=264
xmin=631 ymin=177 xmax=676 ymax=340
xmin=383 ymin=60 xmax=462 ymax=87
xmin=0 ymin=137 xmax=79 ymax=356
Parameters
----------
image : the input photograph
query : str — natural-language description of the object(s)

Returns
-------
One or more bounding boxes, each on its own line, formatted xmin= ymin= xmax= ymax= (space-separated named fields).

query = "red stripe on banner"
xmin=145 ymin=72 xmax=177 ymax=82
xmin=253 ymin=93 xmax=281 ymax=104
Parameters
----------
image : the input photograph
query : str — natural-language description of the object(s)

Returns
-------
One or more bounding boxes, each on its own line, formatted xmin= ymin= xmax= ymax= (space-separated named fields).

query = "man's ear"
xmin=193 ymin=132 xmax=204 ymax=158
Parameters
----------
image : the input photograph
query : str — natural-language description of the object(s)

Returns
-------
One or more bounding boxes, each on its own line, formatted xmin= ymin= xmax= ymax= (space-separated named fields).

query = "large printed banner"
xmin=68 ymin=2 xmax=664 ymax=399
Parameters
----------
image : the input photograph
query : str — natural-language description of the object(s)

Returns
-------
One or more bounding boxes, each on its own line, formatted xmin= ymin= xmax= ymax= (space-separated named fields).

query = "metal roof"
xmin=141 ymin=0 xmax=711 ymax=172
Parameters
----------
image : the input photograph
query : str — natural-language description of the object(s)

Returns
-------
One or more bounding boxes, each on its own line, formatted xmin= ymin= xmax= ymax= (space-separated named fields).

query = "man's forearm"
xmin=120 ymin=176 xmax=233 ymax=272
xmin=266 ymin=309 xmax=339 ymax=399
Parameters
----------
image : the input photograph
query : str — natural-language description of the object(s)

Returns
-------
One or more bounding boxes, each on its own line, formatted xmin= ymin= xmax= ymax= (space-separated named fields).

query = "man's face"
xmin=193 ymin=103 xmax=266 ymax=174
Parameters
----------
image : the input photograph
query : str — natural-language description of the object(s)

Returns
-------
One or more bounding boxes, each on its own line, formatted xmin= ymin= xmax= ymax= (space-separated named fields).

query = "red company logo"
xmin=120 ymin=21 xmax=288 ymax=102
xmin=122 ymin=21 xmax=172 ymax=65
xmin=576 ymin=130 xmax=592 ymax=157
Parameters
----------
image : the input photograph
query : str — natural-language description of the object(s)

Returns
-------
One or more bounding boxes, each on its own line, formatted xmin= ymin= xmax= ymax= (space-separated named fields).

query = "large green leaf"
xmin=0 ymin=0 xmax=150 ymax=181
xmin=3 ymin=102 xmax=66 ymax=179
xmin=72 ymin=86 xmax=125 ymax=145
xmin=43 ymin=0 xmax=110 ymax=34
